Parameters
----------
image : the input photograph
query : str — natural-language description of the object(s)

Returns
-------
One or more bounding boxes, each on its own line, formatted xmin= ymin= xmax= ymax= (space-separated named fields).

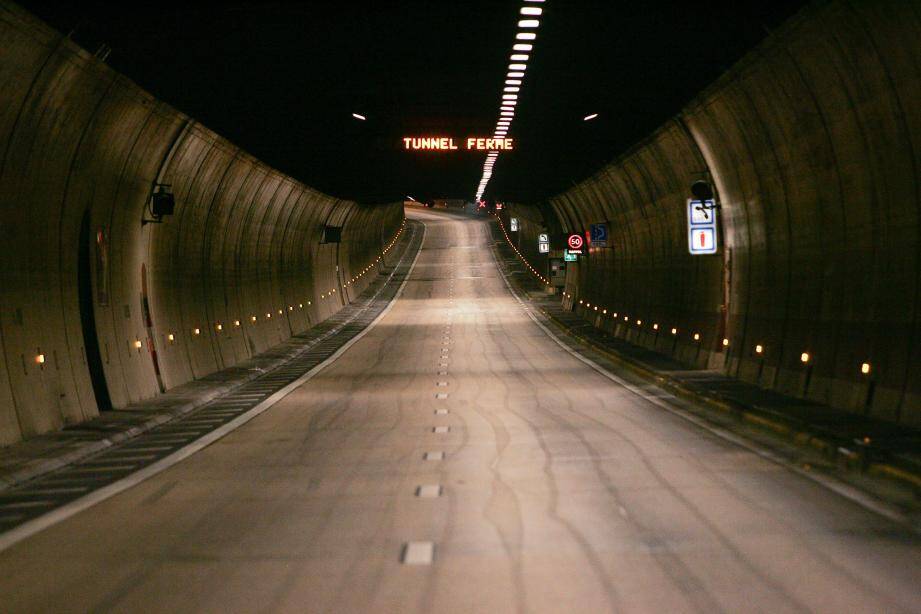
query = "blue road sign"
xmin=590 ymin=223 xmax=608 ymax=247
xmin=687 ymin=199 xmax=718 ymax=254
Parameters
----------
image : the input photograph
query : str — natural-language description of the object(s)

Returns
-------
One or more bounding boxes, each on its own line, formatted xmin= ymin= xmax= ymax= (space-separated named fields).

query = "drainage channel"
xmin=0 ymin=221 xmax=422 ymax=536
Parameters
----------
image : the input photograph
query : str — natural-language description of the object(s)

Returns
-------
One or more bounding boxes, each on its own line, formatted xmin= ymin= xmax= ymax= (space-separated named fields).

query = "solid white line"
xmin=490 ymin=226 xmax=913 ymax=530
xmin=0 ymin=222 xmax=426 ymax=554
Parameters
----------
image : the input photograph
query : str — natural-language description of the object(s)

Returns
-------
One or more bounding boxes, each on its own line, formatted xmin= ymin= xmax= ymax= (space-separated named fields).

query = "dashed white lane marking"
xmin=436 ymin=381 xmax=448 ymax=387
xmin=435 ymin=409 xmax=449 ymax=415
xmin=438 ymin=371 xmax=448 ymax=376
xmin=618 ymin=505 xmax=629 ymax=518
xmin=435 ymin=393 xmax=449 ymax=399
xmin=424 ymin=451 xmax=444 ymax=461
xmin=433 ymin=426 xmax=450 ymax=434
xmin=401 ymin=541 xmax=435 ymax=565
xmin=439 ymin=362 xmax=449 ymax=367
xmin=415 ymin=485 xmax=442 ymax=498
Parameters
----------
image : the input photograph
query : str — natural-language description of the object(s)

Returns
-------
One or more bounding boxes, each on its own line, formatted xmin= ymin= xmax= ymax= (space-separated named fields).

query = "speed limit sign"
xmin=567 ymin=233 xmax=584 ymax=252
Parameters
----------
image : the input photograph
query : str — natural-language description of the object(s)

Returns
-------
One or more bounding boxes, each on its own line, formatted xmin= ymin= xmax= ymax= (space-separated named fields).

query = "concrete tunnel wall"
xmin=0 ymin=1 xmax=405 ymax=445
xmin=502 ymin=0 xmax=921 ymax=426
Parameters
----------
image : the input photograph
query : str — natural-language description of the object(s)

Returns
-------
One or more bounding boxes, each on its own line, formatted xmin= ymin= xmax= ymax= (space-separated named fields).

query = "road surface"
xmin=1 ymin=208 xmax=919 ymax=613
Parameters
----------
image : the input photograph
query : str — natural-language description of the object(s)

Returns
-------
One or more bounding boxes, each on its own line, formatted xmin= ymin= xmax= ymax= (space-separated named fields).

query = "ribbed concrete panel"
xmin=523 ymin=0 xmax=920 ymax=425
xmin=0 ymin=2 xmax=403 ymax=445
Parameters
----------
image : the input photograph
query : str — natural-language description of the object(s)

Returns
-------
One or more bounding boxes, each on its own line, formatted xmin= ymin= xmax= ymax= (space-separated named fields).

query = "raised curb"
xmin=489 ymin=218 xmax=921 ymax=499
xmin=0 ymin=219 xmax=420 ymax=492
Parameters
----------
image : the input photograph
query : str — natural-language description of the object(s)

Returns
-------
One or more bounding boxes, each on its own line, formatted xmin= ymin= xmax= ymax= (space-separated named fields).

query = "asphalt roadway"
xmin=1 ymin=208 xmax=919 ymax=613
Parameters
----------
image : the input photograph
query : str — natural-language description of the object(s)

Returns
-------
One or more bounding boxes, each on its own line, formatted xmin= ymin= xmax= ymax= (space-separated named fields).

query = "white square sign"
xmin=538 ymin=242 xmax=550 ymax=253
xmin=687 ymin=199 xmax=718 ymax=255
xmin=689 ymin=227 xmax=717 ymax=254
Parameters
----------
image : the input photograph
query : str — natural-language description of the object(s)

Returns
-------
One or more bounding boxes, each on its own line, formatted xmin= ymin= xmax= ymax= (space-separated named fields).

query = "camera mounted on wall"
xmin=690 ymin=179 xmax=720 ymax=211
xmin=142 ymin=183 xmax=175 ymax=226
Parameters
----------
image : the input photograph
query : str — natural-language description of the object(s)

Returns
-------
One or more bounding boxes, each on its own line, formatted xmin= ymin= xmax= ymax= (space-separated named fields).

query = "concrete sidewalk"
xmin=0 ymin=221 xmax=419 ymax=492
xmin=489 ymin=218 xmax=921 ymax=510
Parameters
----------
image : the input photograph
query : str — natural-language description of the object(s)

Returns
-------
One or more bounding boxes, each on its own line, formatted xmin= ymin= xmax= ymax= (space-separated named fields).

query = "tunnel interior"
xmin=0 ymin=1 xmax=920 ymax=611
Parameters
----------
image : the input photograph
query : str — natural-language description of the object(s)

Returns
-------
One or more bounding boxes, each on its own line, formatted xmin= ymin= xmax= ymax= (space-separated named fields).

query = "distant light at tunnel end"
xmin=583 ymin=113 xmax=599 ymax=121
xmin=351 ymin=113 xmax=366 ymax=121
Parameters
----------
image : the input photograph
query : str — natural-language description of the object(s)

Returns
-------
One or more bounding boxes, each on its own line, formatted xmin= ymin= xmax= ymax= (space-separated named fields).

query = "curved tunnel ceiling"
xmin=20 ymin=0 xmax=807 ymax=203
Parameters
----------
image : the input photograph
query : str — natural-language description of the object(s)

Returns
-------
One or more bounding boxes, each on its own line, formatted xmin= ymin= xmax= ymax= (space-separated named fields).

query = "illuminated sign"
xmin=510 ymin=217 xmax=519 ymax=231
xmin=564 ymin=250 xmax=578 ymax=262
xmin=687 ymin=199 xmax=718 ymax=255
xmin=567 ymin=233 xmax=584 ymax=252
xmin=403 ymin=137 xmax=515 ymax=151
xmin=538 ymin=242 xmax=549 ymax=253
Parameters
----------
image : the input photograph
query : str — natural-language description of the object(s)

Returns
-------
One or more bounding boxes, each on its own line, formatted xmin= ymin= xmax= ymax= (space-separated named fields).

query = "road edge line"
xmin=0 ymin=221 xmax=426 ymax=554
xmin=487 ymin=230 xmax=915 ymax=531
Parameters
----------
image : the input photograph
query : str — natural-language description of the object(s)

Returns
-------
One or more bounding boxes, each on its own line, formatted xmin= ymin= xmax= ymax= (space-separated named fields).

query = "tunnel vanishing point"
xmin=1 ymin=1 xmax=921 ymax=612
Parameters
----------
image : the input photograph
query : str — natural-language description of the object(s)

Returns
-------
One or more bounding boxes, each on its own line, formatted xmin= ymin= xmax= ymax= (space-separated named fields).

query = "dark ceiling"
xmin=21 ymin=0 xmax=807 ymax=204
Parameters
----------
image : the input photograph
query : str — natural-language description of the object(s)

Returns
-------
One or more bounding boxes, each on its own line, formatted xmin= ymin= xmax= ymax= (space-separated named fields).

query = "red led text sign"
xmin=403 ymin=137 xmax=515 ymax=151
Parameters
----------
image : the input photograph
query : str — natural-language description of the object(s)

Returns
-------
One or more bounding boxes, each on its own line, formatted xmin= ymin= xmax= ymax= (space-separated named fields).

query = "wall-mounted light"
xmin=755 ymin=344 xmax=763 ymax=354
xmin=861 ymin=362 xmax=871 ymax=375
xmin=215 ymin=323 xmax=222 ymax=331
xmin=800 ymin=352 xmax=810 ymax=363
xmin=167 ymin=333 xmax=175 ymax=343
xmin=693 ymin=333 xmax=700 ymax=341
xmin=234 ymin=320 xmax=240 ymax=327
xmin=722 ymin=338 xmax=729 ymax=347
xmin=193 ymin=328 xmax=200 ymax=335
xmin=671 ymin=328 xmax=678 ymax=335
xmin=251 ymin=315 xmax=257 ymax=322
xmin=134 ymin=339 xmax=143 ymax=349
xmin=653 ymin=323 xmax=659 ymax=330
xmin=35 ymin=353 xmax=45 ymax=365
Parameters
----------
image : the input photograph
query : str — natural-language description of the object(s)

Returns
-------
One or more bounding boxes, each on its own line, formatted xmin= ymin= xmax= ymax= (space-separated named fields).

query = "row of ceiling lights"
xmin=474 ymin=1 xmax=545 ymax=202
xmin=33 ymin=221 xmax=408 ymax=368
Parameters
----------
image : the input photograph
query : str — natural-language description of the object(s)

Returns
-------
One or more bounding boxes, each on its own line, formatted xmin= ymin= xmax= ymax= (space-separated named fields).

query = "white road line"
xmin=0 ymin=222 xmax=426 ymax=554
xmin=423 ymin=451 xmax=444 ymax=461
xmin=433 ymin=426 xmax=450 ymax=434
xmin=401 ymin=541 xmax=435 ymax=565
xmin=491 ymin=230 xmax=914 ymax=530
xmin=435 ymin=409 xmax=449 ymax=415
xmin=415 ymin=485 xmax=442 ymax=498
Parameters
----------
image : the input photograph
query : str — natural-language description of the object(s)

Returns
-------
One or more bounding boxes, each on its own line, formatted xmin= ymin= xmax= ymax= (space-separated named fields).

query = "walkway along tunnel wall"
xmin=0 ymin=1 xmax=404 ymax=445
xmin=501 ymin=0 xmax=921 ymax=426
